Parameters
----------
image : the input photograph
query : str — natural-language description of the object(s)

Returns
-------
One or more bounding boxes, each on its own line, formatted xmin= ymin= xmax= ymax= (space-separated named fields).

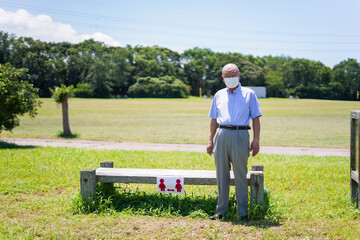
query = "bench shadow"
xmin=0 ymin=141 xmax=37 ymax=149
xmin=96 ymin=185 xmax=281 ymax=229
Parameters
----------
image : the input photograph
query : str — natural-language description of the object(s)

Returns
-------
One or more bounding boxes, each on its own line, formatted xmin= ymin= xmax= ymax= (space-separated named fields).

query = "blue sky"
xmin=0 ymin=0 xmax=359 ymax=67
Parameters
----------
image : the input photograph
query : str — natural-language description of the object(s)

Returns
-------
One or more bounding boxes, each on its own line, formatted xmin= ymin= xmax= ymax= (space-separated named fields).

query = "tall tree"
xmin=332 ymin=58 xmax=360 ymax=100
xmin=10 ymin=37 xmax=58 ymax=97
xmin=85 ymin=54 xmax=113 ymax=98
xmin=283 ymin=59 xmax=332 ymax=98
xmin=263 ymin=55 xmax=292 ymax=71
xmin=182 ymin=47 xmax=215 ymax=95
xmin=107 ymin=46 xmax=134 ymax=95
xmin=0 ymin=31 xmax=14 ymax=64
xmin=130 ymin=45 xmax=181 ymax=79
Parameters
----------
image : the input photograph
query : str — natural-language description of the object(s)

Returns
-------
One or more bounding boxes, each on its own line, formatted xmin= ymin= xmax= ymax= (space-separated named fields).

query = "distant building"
xmin=245 ymin=86 xmax=266 ymax=98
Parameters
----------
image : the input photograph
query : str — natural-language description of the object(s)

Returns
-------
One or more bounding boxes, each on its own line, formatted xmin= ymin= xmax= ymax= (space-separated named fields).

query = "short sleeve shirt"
xmin=208 ymin=85 xmax=262 ymax=125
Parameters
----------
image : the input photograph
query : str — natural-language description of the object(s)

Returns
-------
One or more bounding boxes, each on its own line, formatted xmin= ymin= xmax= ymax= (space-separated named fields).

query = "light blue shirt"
xmin=208 ymin=85 xmax=262 ymax=125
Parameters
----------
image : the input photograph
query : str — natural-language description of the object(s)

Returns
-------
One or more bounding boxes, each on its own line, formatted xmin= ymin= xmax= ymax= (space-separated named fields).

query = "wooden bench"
xmin=80 ymin=161 xmax=264 ymax=206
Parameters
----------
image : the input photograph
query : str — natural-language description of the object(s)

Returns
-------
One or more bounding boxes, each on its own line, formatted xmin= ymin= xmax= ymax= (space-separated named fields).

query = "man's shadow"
xmin=0 ymin=141 xmax=37 ymax=149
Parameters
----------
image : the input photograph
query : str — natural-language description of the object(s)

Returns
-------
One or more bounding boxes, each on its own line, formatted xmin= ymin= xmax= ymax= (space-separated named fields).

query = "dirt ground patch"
xmin=1 ymin=191 xmax=283 ymax=239
xmin=99 ymin=217 xmax=275 ymax=239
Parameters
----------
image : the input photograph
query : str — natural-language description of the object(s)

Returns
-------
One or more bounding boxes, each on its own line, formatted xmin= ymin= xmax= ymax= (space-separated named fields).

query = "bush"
xmin=128 ymin=76 xmax=190 ymax=98
xmin=292 ymin=85 xmax=331 ymax=99
xmin=74 ymin=83 xmax=94 ymax=98
xmin=0 ymin=63 xmax=41 ymax=132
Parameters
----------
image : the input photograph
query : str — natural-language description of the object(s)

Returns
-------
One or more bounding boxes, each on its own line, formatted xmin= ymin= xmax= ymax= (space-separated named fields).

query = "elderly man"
xmin=206 ymin=63 xmax=262 ymax=221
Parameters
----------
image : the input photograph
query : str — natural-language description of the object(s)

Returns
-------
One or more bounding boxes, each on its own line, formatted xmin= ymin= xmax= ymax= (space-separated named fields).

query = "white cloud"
xmin=80 ymin=32 xmax=122 ymax=47
xmin=0 ymin=8 xmax=122 ymax=46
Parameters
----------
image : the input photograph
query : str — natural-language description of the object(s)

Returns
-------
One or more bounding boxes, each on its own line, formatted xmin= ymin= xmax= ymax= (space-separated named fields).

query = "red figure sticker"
xmin=159 ymin=179 xmax=166 ymax=191
xmin=175 ymin=179 xmax=182 ymax=192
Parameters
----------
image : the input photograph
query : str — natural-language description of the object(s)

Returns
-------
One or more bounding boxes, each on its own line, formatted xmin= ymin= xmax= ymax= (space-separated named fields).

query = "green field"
xmin=1 ymin=97 xmax=359 ymax=149
xmin=1 ymin=143 xmax=360 ymax=239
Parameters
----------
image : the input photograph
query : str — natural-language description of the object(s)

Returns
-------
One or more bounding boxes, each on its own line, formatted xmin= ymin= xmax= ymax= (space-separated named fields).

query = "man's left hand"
xmin=250 ymin=140 xmax=260 ymax=157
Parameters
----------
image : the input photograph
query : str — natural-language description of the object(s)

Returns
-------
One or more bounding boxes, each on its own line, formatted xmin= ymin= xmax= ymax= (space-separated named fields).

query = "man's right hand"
xmin=206 ymin=140 xmax=214 ymax=156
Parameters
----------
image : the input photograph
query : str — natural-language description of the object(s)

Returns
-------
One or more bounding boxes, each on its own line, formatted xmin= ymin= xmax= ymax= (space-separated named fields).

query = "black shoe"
xmin=209 ymin=214 xmax=223 ymax=220
xmin=240 ymin=215 xmax=248 ymax=222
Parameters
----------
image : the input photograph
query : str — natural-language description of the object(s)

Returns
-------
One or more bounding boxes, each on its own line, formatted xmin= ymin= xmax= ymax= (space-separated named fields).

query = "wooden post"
xmin=80 ymin=169 xmax=96 ymax=201
xmin=250 ymin=165 xmax=264 ymax=205
xmin=100 ymin=161 xmax=115 ymax=194
xmin=350 ymin=113 xmax=358 ymax=205
xmin=351 ymin=111 xmax=360 ymax=207
xmin=250 ymin=171 xmax=264 ymax=206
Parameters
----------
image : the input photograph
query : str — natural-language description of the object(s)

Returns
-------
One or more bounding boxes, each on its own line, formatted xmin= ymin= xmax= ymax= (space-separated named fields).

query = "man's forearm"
xmin=206 ymin=118 xmax=218 ymax=155
xmin=252 ymin=117 xmax=260 ymax=142
xmin=209 ymin=118 xmax=218 ymax=142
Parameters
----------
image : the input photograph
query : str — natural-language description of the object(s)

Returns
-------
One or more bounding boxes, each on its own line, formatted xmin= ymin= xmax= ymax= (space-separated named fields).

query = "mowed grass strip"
xmin=1 ymin=144 xmax=360 ymax=239
xmin=1 ymin=97 xmax=358 ymax=148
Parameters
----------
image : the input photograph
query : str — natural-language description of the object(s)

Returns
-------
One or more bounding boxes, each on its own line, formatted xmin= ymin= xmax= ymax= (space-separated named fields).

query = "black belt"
xmin=219 ymin=125 xmax=251 ymax=130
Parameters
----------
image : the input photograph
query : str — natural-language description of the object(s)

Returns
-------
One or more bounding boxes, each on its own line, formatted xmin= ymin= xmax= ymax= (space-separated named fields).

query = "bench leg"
xmin=100 ymin=161 xmax=115 ymax=195
xmin=351 ymin=178 xmax=358 ymax=206
xmin=250 ymin=172 xmax=264 ymax=206
xmin=80 ymin=169 xmax=96 ymax=201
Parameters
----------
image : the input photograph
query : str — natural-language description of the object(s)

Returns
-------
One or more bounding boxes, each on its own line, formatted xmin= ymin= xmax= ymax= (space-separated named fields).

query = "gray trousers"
xmin=213 ymin=128 xmax=250 ymax=216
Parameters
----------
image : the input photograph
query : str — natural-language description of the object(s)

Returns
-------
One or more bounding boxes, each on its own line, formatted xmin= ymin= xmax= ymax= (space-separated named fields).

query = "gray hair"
xmin=222 ymin=63 xmax=239 ymax=76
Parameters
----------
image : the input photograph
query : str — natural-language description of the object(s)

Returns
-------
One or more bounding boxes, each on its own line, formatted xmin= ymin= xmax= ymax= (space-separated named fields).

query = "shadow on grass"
xmin=57 ymin=131 xmax=80 ymax=139
xmin=0 ymin=141 xmax=36 ymax=149
xmin=72 ymin=184 xmax=281 ymax=228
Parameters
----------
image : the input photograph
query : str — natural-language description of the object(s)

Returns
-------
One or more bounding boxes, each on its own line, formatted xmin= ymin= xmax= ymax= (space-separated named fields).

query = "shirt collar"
xmin=226 ymin=83 xmax=241 ymax=94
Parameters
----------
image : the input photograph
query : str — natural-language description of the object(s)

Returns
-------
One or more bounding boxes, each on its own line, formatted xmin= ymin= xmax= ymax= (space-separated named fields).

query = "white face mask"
xmin=224 ymin=77 xmax=239 ymax=89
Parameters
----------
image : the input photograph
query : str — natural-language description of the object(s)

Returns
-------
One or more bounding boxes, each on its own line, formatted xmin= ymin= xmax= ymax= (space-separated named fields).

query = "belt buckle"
xmin=226 ymin=124 xmax=233 ymax=129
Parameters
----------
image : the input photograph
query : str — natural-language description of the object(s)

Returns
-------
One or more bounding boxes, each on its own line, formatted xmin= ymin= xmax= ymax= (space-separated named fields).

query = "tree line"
xmin=1 ymin=31 xmax=359 ymax=100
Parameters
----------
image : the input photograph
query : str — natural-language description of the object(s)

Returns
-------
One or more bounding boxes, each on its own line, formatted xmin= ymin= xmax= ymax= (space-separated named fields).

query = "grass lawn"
xmin=0 ymin=97 xmax=359 ymax=148
xmin=1 ymin=143 xmax=360 ymax=239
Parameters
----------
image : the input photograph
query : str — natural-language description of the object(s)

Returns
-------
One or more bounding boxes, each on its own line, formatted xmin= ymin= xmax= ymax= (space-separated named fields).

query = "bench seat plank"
xmin=81 ymin=163 xmax=264 ymax=205
xmin=96 ymin=168 xmax=256 ymax=186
